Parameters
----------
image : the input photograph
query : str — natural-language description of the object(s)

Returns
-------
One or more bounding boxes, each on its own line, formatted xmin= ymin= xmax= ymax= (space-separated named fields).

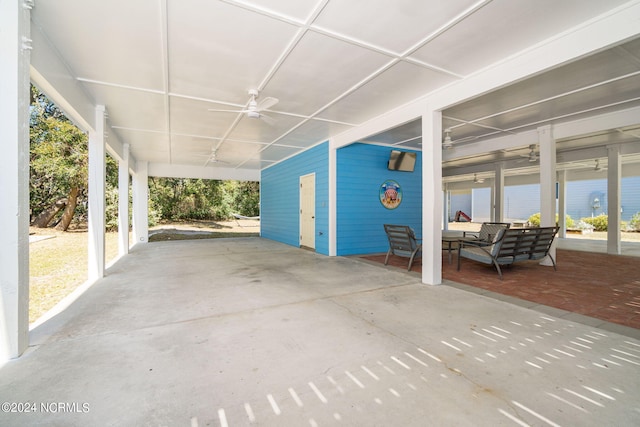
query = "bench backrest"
xmin=478 ymin=222 xmax=511 ymax=242
xmin=494 ymin=226 xmax=559 ymax=260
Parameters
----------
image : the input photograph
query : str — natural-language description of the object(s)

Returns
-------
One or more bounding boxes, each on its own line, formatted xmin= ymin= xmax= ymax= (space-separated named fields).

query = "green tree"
xmin=30 ymin=87 xmax=88 ymax=230
xmin=30 ymin=86 xmax=121 ymax=230
xmin=230 ymin=180 xmax=260 ymax=217
xmin=148 ymin=178 xmax=259 ymax=221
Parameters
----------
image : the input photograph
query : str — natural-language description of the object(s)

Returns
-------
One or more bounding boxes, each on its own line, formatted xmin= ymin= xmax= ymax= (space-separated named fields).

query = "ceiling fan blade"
xmin=256 ymin=96 xmax=278 ymax=111
xmin=259 ymin=113 xmax=276 ymax=125
xmin=207 ymin=108 xmax=249 ymax=113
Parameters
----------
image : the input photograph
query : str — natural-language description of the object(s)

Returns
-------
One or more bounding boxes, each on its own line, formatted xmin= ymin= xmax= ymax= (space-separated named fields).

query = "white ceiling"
xmin=30 ymin=0 xmax=640 ymax=179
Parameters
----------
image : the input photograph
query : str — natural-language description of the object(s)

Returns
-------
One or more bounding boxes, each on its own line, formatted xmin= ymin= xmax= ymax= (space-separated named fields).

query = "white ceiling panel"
xmin=319 ymin=61 xmax=456 ymax=124
xmin=33 ymin=0 xmax=164 ymax=89
xmin=259 ymin=145 xmax=304 ymax=162
xmin=30 ymin=1 xmax=640 ymax=177
xmin=263 ymin=30 xmax=392 ymax=116
xmin=314 ymin=0 xmax=480 ymax=54
xmin=412 ymin=0 xmax=632 ymax=76
xmin=217 ymin=141 xmax=265 ymax=167
xmin=227 ymin=114 xmax=306 ymax=143
xmin=120 ymin=130 xmax=171 ymax=164
xmin=168 ymin=0 xmax=299 ymax=103
xmin=239 ymin=0 xmax=319 ymax=21
xmin=83 ymin=86 xmax=166 ymax=133
xmin=473 ymin=77 xmax=640 ymax=134
xmin=279 ymin=120 xmax=352 ymax=148
xmin=362 ymin=119 xmax=423 ymax=147
xmin=445 ymin=40 xmax=640 ymax=123
xmin=169 ymin=96 xmax=239 ymax=139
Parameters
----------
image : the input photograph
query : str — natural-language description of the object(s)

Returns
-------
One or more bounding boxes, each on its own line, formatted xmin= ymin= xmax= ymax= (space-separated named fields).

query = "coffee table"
xmin=442 ymin=231 xmax=464 ymax=264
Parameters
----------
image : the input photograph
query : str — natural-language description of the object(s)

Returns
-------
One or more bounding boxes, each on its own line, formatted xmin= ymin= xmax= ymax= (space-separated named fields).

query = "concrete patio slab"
xmin=1 ymin=238 xmax=639 ymax=426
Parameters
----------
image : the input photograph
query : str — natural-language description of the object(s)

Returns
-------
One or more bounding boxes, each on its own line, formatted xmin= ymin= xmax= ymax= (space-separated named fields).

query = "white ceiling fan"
xmin=526 ymin=144 xmax=538 ymax=162
xmin=442 ymin=129 xmax=453 ymax=149
xmin=594 ymin=159 xmax=607 ymax=171
xmin=513 ymin=144 xmax=539 ymax=163
xmin=195 ymin=148 xmax=227 ymax=166
xmin=208 ymin=89 xmax=278 ymax=125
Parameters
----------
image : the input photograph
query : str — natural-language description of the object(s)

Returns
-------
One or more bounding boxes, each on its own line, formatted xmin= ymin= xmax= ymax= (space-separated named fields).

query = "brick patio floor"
xmin=362 ymin=249 xmax=640 ymax=330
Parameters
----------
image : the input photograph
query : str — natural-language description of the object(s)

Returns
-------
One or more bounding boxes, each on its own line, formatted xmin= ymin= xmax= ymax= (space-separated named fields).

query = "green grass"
xmin=29 ymin=230 xmax=120 ymax=323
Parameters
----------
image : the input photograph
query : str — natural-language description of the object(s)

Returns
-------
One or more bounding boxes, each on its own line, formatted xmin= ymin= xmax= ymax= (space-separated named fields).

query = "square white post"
xmin=442 ymin=184 xmax=449 ymax=231
xmin=557 ymin=170 xmax=567 ymax=238
xmin=607 ymin=146 xmax=622 ymax=255
xmin=328 ymin=142 xmax=337 ymax=256
xmin=422 ymin=109 xmax=443 ymax=285
xmin=88 ymin=106 xmax=106 ymax=281
xmin=494 ymin=163 xmax=505 ymax=222
xmin=538 ymin=125 xmax=557 ymax=266
xmin=132 ymin=161 xmax=149 ymax=245
xmin=118 ymin=143 xmax=130 ymax=255
xmin=0 ymin=0 xmax=31 ymax=360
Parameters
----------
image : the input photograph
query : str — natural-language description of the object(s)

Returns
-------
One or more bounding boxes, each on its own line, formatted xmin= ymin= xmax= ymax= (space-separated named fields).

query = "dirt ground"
xmin=148 ymin=218 xmax=260 ymax=241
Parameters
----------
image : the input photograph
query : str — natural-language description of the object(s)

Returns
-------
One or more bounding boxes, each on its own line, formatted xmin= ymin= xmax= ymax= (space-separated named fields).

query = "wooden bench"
xmin=457 ymin=226 xmax=559 ymax=279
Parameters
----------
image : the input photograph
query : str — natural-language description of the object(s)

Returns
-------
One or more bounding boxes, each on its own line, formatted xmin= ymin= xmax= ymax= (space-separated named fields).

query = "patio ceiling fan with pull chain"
xmin=208 ymin=89 xmax=278 ymax=125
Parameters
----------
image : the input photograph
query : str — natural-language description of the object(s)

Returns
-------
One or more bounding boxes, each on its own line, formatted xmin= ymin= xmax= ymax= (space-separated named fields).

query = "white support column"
xmin=422 ymin=109 xmax=443 ymax=286
xmin=442 ymin=184 xmax=449 ymax=231
xmin=118 ymin=143 xmax=130 ymax=256
xmin=538 ymin=125 xmax=557 ymax=266
xmin=88 ymin=106 xmax=106 ymax=282
xmin=328 ymin=142 xmax=337 ymax=256
xmin=490 ymin=186 xmax=496 ymax=222
xmin=607 ymin=146 xmax=622 ymax=255
xmin=132 ymin=161 xmax=149 ymax=245
xmin=0 ymin=0 xmax=30 ymax=360
xmin=494 ymin=163 xmax=505 ymax=222
xmin=557 ymin=170 xmax=567 ymax=239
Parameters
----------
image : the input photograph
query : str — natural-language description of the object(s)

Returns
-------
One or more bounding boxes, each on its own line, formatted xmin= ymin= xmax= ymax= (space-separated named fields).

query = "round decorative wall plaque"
xmin=380 ymin=180 xmax=402 ymax=210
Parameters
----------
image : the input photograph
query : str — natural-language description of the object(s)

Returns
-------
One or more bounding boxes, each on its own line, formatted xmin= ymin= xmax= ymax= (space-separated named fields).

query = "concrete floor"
xmin=1 ymin=238 xmax=639 ymax=426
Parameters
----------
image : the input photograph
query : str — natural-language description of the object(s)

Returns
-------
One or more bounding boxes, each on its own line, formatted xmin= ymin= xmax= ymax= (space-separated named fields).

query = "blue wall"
xmin=337 ymin=143 xmax=422 ymax=256
xmin=260 ymin=142 xmax=329 ymax=255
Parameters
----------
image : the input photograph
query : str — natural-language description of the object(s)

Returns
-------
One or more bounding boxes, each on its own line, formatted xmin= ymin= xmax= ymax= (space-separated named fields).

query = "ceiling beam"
xmin=430 ymin=0 xmax=640 ymax=111
xmin=148 ymin=163 xmax=259 ymax=181
xmin=443 ymin=105 xmax=640 ymax=162
xmin=30 ymin=22 xmax=95 ymax=132
xmin=333 ymin=0 xmax=640 ymax=151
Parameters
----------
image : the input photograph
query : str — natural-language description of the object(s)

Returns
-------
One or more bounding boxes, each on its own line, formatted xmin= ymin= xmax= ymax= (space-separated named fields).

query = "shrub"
xmin=581 ymin=214 xmax=608 ymax=231
xmin=630 ymin=212 xmax=640 ymax=231
xmin=527 ymin=213 xmax=574 ymax=228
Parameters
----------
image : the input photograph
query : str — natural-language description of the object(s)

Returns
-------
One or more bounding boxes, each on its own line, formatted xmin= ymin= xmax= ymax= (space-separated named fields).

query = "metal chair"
xmin=383 ymin=224 xmax=422 ymax=271
xmin=460 ymin=222 xmax=511 ymax=247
